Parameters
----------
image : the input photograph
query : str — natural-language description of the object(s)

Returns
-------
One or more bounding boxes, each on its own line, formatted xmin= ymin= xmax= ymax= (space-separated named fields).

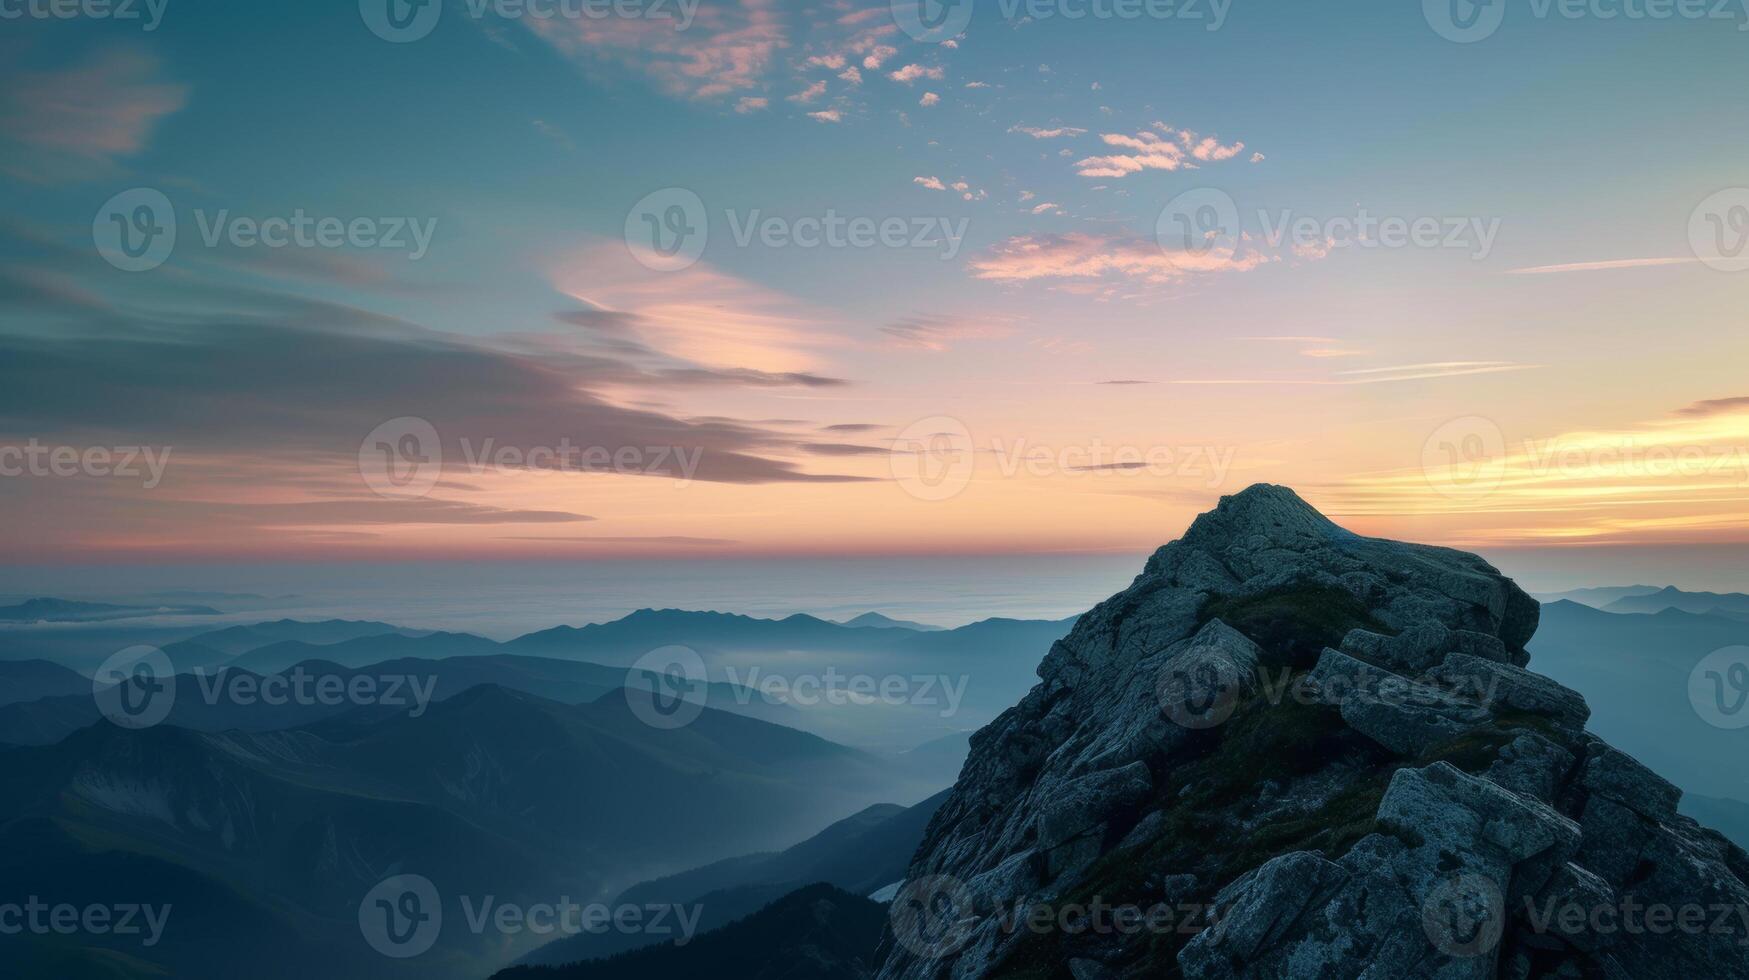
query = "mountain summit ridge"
xmin=878 ymin=484 xmax=1748 ymax=980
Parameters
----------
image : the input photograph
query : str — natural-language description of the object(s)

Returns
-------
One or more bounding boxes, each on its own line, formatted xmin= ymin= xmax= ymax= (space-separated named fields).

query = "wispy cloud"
xmin=969 ymin=232 xmax=1270 ymax=286
xmin=520 ymin=0 xmax=784 ymax=101
xmin=1075 ymin=124 xmax=1248 ymax=178
xmin=1 ymin=47 xmax=188 ymax=179
xmin=1010 ymin=125 xmax=1087 ymax=139
xmin=1506 ymin=257 xmax=1702 ymax=275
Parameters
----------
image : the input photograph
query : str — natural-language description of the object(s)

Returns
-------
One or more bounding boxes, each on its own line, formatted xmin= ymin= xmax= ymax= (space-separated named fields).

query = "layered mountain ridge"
xmin=878 ymin=484 xmax=1749 ymax=979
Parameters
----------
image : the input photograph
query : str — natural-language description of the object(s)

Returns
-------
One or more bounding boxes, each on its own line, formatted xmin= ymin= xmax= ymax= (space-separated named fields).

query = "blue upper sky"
xmin=3 ymin=0 xmax=1749 ymax=560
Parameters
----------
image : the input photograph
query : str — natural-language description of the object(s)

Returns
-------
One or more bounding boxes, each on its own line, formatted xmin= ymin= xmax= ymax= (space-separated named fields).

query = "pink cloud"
xmin=521 ymin=0 xmax=786 ymax=101
xmin=1 ymin=47 xmax=187 ymax=174
xmin=913 ymin=176 xmax=946 ymax=190
xmin=734 ymin=96 xmax=769 ymax=113
xmin=808 ymin=108 xmax=843 ymax=123
xmin=1075 ymin=126 xmax=1252 ymax=178
xmin=970 ymin=232 xmax=1271 ymax=285
xmin=889 ymin=63 xmax=945 ymax=83
xmin=919 ymin=91 xmax=940 ymax=106
xmin=788 ymin=79 xmax=827 ymax=103
xmin=551 ymin=243 xmax=833 ymax=374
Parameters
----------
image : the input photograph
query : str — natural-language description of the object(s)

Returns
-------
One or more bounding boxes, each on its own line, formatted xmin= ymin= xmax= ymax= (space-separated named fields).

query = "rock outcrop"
xmin=877 ymin=485 xmax=1749 ymax=980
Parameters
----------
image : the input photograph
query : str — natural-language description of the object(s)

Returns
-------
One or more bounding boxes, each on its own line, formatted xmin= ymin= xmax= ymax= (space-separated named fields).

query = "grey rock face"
xmin=876 ymin=486 xmax=1749 ymax=980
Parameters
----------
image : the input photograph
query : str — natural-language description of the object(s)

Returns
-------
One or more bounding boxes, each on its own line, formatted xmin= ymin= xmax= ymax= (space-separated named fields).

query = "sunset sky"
xmin=3 ymin=0 xmax=1748 ymax=563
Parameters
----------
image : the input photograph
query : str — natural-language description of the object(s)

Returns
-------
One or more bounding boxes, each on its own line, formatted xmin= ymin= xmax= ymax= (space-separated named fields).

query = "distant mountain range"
xmin=496 ymin=883 xmax=886 ymax=980
xmin=516 ymin=789 xmax=947 ymax=969
xmin=1601 ymin=585 xmax=1749 ymax=618
xmin=0 ymin=597 xmax=221 ymax=623
xmin=0 ymin=685 xmax=939 ymax=979
xmin=0 ymin=607 xmax=1075 ymax=753
xmin=1530 ymin=599 xmax=1749 ymax=805
xmin=1530 ymin=584 xmax=1662 ymax=607
xmin=0 ymin=653 xmax=806 ymax=746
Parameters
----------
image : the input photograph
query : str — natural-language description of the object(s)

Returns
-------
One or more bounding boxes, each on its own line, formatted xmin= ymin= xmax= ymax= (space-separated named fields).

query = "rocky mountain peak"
xmin=878 ymin=486 xmax=1748 ymax=980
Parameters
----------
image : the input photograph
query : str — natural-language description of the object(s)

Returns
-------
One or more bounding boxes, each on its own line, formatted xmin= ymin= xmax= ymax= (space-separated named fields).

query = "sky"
xmin=3 ymin=0 xmax=1749 ymax=564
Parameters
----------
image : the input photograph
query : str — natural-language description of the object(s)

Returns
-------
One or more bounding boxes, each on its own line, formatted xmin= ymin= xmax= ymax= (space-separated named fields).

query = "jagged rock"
xmin=1308 ymin=649 xmax=1493 ymax=756
xmin=1580 ymin=744 xmax=1682 ymax=822
xmin=1341 ymin=622 xmax=1513 ymax=674
xmin=1528 ymin=863 xmax=1618 ymax=953
xmin=876 ymin=486 xmax=1749 ymax=980
xmin=1429 ymin=653 xmax=1592 ymax=730
xmin=1484 ymin=733 xmax=1576 ymax=804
